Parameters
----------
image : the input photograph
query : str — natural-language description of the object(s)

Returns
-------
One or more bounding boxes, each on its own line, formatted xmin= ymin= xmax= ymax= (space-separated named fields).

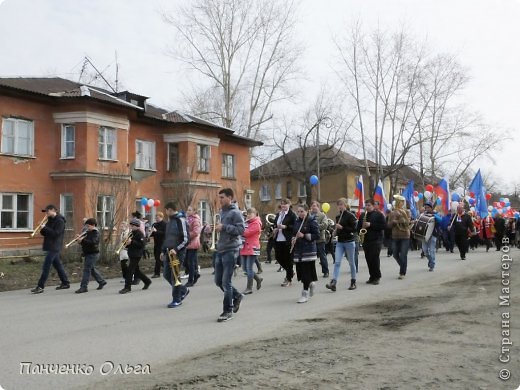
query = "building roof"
xmin=0 ymin=77 xmax=261 ymax=146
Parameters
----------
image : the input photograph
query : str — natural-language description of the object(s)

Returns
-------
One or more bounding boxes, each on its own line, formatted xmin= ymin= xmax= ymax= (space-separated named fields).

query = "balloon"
xmin=504 ymin=198 xmax=510 ymax=203
xmin=451 ymin=201 xmax=459 ymax=210
xmin=436 ymin=198 xmax=441 ymax=205
xmin=413 ymin=196 xmax=419 ymax=202
xmin=506 ymin=206 xmax=511 ymax=210
xmin=425 ymin=184 xmax=434 ymax=192
xmin=485 ymin=193 xmax=492 ymax=200
xmin=309 ymin=175 xmax=319 ymax=185
xmin=469 ymin=191 xmax=475 ymax=198
xmin=140 ymin=197 xmax=148 ymax=206
xmin=154 ymin=199 xmax=161 ymax=207
xmin=451 ymin=192 xmax=461 ymax=202
xmin=470 ymin=206 xmax=475 ymax=212
xmin=322 ymin=202 xmax=330 ymax=213
xmin=498 ymin=208 xmax=503 ymax=215
xmin=500 ymin=201 xmax=506 ymax=207
xmin=488 ymin=205 xmax=493 ymax=212
xmin=418 ymin=193 xmax=424 ymax=199
xmin=413 ymin=191 xmax=418 ymax=196
xmin=147 ymin=199 xmax=155 ymax=207
xmin=144 ymin=205 xmax=151 ymax=211
xmin=386 ymin=204 xmax=393 ymax=211
xmin=456 ymin=187 xmax=464 ymax=195
xmin=499 ymin=197 xmax=505 ymax=202
xmin=469 ymin=198 xmax=475 ymax=205
xmin=424 ymin=191 xmax=432 ymax=199
xmin=505 ymin=202 xmax=511 ymax=207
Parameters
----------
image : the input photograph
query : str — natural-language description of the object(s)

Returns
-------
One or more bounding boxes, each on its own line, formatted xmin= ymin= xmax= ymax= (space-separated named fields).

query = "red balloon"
xmin=154 ymin=199 xmax=161 ymax=207
xmin=469 ymin=191 xmax=475 ymax=198
xmin=145 ymin=205 xmax=152 ymax=211
xmin=500 ymin=201 xmax=506 ymax=207
xmin=425 ymin=184 xmax=434 ymax=192
xmin=485 ymin=193 xmax=492 ymax=200
xmin=413 ymin=191 xmax=418 ymax=196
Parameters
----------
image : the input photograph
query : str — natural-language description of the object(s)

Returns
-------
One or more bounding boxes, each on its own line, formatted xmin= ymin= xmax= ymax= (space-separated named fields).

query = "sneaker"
xmin=119 ymin=288 xmax=131 ymax=294
xmin=75 ymin=287 xmax=88 ymax=294
xmin=97 ymin=280 xmax=107 ymax=290
xmin=180 ymin=274 xmax=189 ymax=280
xmin=167 ymin=300 xmax=182 ymax=308
xmin=56 ymin=283 xmax=70 ymax=290
xmin=233 ymin=293 xmax=244 ymax=313
xmin=297 ymin=290 xmax=309 ymax=303
xmin=309 ymin=282 xmax=316 ymax=297
xmin=181 ymin=288 xmax=190 ymax=301
xmin=217 ymin=311 xmax=233 ymax=322
xmin=142 ymin=280 xmax=152 ymax=290
xmin=31 ymin=286 xmax=44 ymax=294
xmin=281 ymin=279 xmax=292 ymax=287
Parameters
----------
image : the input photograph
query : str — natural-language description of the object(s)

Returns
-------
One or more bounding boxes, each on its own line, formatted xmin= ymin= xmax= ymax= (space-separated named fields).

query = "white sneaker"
xmin=297 ymin=290 xmax=309 ymax=303
xmin=309 ymin=282 xmax=315 ymax=297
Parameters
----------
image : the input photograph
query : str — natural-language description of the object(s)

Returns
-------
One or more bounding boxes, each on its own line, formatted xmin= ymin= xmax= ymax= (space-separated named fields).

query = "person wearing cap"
xmin=31 ymin=205 xmax=70 ymax=294
xmin=387 ymin=194 xmax=411 ymax=279
xmin=119 ymin=218 xmax=151 ymax=294
xmin=420 ymin=202 xmax=441 ymax=271
xmin=75 ymin=218 xmax=106 ymax=293
xmin=358 ymin=199 xmax=386 ymax=285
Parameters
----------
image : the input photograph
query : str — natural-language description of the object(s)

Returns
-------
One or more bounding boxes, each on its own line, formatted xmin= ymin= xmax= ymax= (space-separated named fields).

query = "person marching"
xmin=214 ymin=188 xmax=245 ymax=322
xmin=479 ymin=213 xmax=495 ymax=252
xmin=31 ymin=205 xmax=70 ymax=294
xmin=117 ymin=220 xmax=131 ymax=282
xmin=326 ymin=198 xmax=357 ymax=292
xmin=358 ymin=199 xmax=386 ymax=285
xmin=292 ymin=204 xmax=320 ymax=303
xmin=161 ymin=201 xmax=190 ymax=308
xmin=419 ymin=202 xmax=441 ymax=272
xmin=273 ymin=198 xmax=297 ymax=287
xmin=452 ymin=203 xmax=475 ymax=260
xmin=240 ymin=208 xmax=263 ymax=295
xmin=387 ymin=194 xmax=411 ymax=279
xmin=119 ymin=219 xmax=151 ymax=294
xmin=75 ymin=218 xmax=106 ymax=293
xmin=185 ymin=205 xmax=202 ymax=287
xmin=150 ymin=212 xmax=167 ymax=278
xmin=310 ymin=201 xmax=330 ymax=278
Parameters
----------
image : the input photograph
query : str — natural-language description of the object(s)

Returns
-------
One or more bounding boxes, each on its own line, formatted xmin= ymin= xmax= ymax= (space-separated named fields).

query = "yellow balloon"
xmin=322 ymin=202 xmax=330 ymax=213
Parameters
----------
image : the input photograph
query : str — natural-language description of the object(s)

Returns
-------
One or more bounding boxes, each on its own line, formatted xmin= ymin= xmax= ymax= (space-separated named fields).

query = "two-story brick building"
xmin=0 ymin=77 xmax=260 ymax=255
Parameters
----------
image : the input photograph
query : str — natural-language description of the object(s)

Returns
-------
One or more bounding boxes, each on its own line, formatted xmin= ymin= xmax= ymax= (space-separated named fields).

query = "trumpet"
xmin=115 ymin=231 xmax=132 ymax=255
xmin=168 ymin=249 xmax=182 ymax=286
xmin=65 ymin=231 xmax=87 ymax=248
xmin=30 ymin=216 xmax=48 ymax=238
xmin=209 ymin=213 xmax=221 ymax=252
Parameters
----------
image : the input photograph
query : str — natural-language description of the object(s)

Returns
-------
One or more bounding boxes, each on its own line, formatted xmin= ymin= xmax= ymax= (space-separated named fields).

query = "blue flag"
xmin=402 ymin=180 xmax=417 ymax=219
xmin=469 ymin=169 xmax=488 ymax=217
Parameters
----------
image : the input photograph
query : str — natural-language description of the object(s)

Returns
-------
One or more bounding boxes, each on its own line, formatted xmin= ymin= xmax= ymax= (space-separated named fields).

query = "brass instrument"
xmin=359 ymin=211 xmax=368 ymax=245
xmin=265 ymin=213 xmax=276 ymax=238
xmin=168 ymin=249 xmax=182 ymax=286
xmin=65 ymin=231 xmax=87 ymax=248
xmin=115 ymin=231 xmax=132 ymax=255
xmin=209 ymin=213 xmax=221 ymax=252
xmin=30 ymin=216 xmax=48 ymax=238
xmin=290 ymin=214 xmax=307 ymax=253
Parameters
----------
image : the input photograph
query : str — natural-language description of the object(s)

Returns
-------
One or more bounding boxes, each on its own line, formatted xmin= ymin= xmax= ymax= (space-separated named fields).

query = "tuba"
xmin=168 ymin=249 xmax=182 ymax=286
xmin=359 ymin=211 xmax=368 ymax=245
xmin=209 ymin=213 xmax=221 ymax=252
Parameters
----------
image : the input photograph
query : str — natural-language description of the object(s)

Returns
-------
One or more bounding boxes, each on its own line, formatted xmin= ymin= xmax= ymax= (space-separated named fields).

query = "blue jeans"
xmin=243 ymin=255 xmax=257 ymax=279
xmin=37 ymin=251 xmax=69 ymax=288
xmin=214 ymin=249 xmax=241 ymax=313
xmin=316 ymin=242 xmax=329 ymax=275
xmin=80 ymin=253 xmax=104 ymax=288
xmin=422 ymin=236 xmax=437 ymax=270
xmin=392 ymin=239 xmax=410 ymax=275
xmin=333 ymin=241 xmax=357 ymax=281
xmin=163 ymin=250 xmax=187 ymax=302
xmin=186 ymin=249 xmax=199 ymax=284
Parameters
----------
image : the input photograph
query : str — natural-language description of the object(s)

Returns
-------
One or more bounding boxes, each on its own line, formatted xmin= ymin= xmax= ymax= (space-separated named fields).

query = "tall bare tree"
xmin=163 ymin=0 xmax=301 ymax=141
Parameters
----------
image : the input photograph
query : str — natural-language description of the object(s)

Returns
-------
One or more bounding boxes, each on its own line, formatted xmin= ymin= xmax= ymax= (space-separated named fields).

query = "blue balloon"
xmin=436 ymin=198 xmax=442 ymax=205
xmin=499 ymin=197 xmax=505 ymax=202
xmin=310 ymin=175 xmax=319 ymax=185
xmin=140 ymin=197 xmax=148 ymax=206
xmin=505 ymin=202 xmax=511 ymax=207
xmin=469 ymin=198 xmax=476 ymax=205
xmin=418 ymin=193 xmax=424 ymax=199
xmin=451 ymin=192 xmax=461 ymax=202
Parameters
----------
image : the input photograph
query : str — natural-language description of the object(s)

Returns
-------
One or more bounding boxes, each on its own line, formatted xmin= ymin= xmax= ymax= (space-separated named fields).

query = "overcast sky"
xmin=0 ymin=0 xmax=518 ymax=191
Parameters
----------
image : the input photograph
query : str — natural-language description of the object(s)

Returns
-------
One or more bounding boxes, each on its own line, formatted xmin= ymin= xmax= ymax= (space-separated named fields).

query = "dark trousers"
xmin=363 ymin=241 xmax=382 ymax=281
xmin=125 ymin=256 xmax=151 ymax=290
xmin=163 ymin=250 xmax=187 ymax=302
xmin=444 ymin=229 xmax=455 ymax=251
xmin=186 ymin=249 xmax=200 ymax=284
xmin=455 ymin=235 xmax=470 ymax=259
xmin=37 ymin=250 xmax=69 ymax=288
xmin=153 ymin=245 xmax=162 ymax=276
xmin=265 ymin=238 xmax=274 ymax=262
xmin=316 ymin=242 xmax=329 ymax=275
xmin=274 ymin=241 xmax=294 ymax=281
xmin=495 ymin=234 xmax=504 ymax=251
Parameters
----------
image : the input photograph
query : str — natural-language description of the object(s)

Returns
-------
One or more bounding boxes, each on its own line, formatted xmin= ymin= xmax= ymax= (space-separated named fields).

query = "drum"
xmin=411 ymin=214 xmax=435 ymax=241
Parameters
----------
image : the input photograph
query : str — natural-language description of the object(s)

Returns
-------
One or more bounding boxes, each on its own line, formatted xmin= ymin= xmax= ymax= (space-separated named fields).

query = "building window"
xmin=298 ymin=182 xmax=307 ymax=198
xmin=98 ymin=126 xmax=117 ymax=160
xmin=275 ymin=183 xmax=282 ymax=199
xmin=221 ymin=154 xmax=235 ymax=178
xmin=97 ymin=195 xmax=114 ymax=228
xmin=1 ymin=118 xmax=34 ymax=156
xmin=199 ymin=200 xmax=209 ymax=224
xmin=260 ymin=185 xmax=271 ymax=202
xmin=197 ymin=144 xmax=210 ymax=172
xmin=0 ymin=193 xmax=30 ymax=229
xmin=60 ymin=194 xmax=74 ymax=230
xmin=286 ymin=181 xmax=292 ymax=198
xmin=136 ymin=140 xmax=156 ymax=170
xmin=61 ymin=124 xmax=75 ymax=159
xmin=167 ymin=143 xmax=179 ymax=172
xmin=244 ymin=193 xmax=252 ymax=209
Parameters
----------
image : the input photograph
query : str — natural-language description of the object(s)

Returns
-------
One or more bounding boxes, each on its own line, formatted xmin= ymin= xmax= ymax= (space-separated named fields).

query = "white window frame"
xmin=135 ymin=139 xmax=156 ymax=170
xmin=199 ymin=200 xmax=209 ymax=224
xmin=298 ymin=182 xmax=307 ymax=198
xmin=97 ymin=195 xmax=115 ymax=229
xmin=60 ymin=193 xmax=74 ymax=230
xmin=221 ymin=153 xmax=235 ymax=178
xmin=1 ymin=117 xmax=34 ymax=157
xmin=275 ymin=183 xmax=282 ymax=200
xmin=197 ymin=144 xmax=211 ymax=172
xmin=260 ymin=185 xmax=271 ymax=202
xmin=98 ymin=126 xmax=117 ymax=161
xmin=60 ymin=124 xmax=75 ymax=159
xmin=0 ymin=192 xmax=32 ymax=230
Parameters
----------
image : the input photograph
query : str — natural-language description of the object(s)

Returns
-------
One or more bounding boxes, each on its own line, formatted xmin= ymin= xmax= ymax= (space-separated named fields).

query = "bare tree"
xmin=163 ymin=0 xmax=301 ymax=141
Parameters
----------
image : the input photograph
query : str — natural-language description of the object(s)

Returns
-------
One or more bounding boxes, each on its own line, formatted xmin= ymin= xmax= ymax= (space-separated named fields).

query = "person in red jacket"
xmin=480 ymin=213 xmax=495 ymax=252
xmin=240 ymin=208 xmax=263 ymax=294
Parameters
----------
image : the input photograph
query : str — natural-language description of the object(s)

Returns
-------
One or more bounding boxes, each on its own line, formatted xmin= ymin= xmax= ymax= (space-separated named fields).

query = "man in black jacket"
xmin=150 ymin=212 xmax=167 ymax=278
xmin=119 ymin=219 xmax=151 ymax=294
xmin=452 ymin=204 xmax=475 ymax=260
xmin=273 ymin=198 xmax=297 ymax=287
xmin=75 ymin=218 xmax=106 ymax=293
xmin=31 ymin=205 xmax=70 ymax=294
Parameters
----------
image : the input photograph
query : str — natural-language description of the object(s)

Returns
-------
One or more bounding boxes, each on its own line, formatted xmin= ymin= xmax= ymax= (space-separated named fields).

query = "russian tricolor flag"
xmin=374 ymin=179 xmax=386 ymax=212
xmin=354 ymin=175 xmax=364 ymax=217
xmin=434 ymin=177 xmax=450 ymax=215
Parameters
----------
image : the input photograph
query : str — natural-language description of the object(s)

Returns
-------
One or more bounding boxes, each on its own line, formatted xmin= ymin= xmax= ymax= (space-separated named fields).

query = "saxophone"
xmin=168 ymin=249 xmax=182 ymax=286
xmin=359 ymin=211 xmax=368 ymax=245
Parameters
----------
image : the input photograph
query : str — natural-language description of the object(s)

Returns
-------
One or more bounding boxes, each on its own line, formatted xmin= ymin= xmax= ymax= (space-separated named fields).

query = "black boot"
xmin=326 ymin=279 xmax=337 ymax=292
xmin=348 ymin=279 xmax=357 ymax=290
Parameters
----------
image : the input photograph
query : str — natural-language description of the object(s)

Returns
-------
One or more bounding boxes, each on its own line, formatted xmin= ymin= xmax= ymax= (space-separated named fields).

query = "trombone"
xmin=115 ymin=231 xmax=132 ymax=255
xmin=30 ymin=216 xmax=48 ymax=238
xmin=65 ymin=231 xmax=87 ymax=248
xmin=209 ymin=213 xmax=221 ymax=252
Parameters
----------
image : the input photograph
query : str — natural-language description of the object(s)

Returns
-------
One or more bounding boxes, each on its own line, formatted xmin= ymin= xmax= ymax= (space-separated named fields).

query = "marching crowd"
xmin=30 ymin=189 xmax=517 ymax=323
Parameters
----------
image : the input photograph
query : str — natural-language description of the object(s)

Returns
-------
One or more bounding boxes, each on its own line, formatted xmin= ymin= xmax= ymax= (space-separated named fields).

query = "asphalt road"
xmin=0 ymin=246 xmax=506 ymax=389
